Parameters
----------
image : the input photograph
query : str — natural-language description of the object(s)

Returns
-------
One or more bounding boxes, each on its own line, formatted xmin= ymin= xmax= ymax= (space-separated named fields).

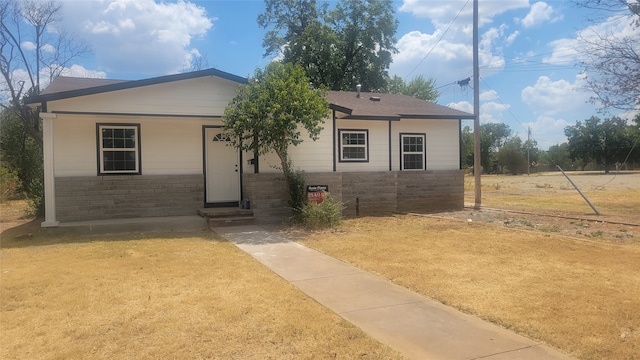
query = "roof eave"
xmin=399 ymin=114 xmax=476 ymax=120
xmin=24 ymin=68 xmax=248 ymax=104
xmin=338 ymin=115 xmax=401 ymax=121
xmin=329 ymin=103 xmax=352 ymax=115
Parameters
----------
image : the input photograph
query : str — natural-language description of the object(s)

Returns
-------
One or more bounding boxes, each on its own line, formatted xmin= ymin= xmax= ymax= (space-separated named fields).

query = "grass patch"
xmin=299 ymin=216 xmax=640 ymax=360
xmin=1 ymin=232 xmax=403 ymax=359
xmin=539 ymin=225 xmax=560 ymax=233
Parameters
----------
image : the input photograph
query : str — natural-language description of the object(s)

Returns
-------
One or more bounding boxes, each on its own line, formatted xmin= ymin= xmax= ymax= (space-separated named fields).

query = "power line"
xmin=404 ymin=0 xmax=470 ymax=79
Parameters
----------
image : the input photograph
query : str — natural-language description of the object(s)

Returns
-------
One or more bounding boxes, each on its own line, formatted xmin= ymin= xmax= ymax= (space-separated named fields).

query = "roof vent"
xmin=356 ymin=84 xmax=361 ymax=98
xmin=369 ymin=96 xmax=381 ymax=102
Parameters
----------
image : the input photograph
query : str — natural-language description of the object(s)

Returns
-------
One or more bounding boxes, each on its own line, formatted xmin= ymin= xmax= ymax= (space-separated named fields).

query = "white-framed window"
xmin=97 ymin=124 xmax=141 ymax=175
xmin=339 ymin=129 xmax=368 ymax=162
xmin=400 ymin=133 xmax=426 ymax=170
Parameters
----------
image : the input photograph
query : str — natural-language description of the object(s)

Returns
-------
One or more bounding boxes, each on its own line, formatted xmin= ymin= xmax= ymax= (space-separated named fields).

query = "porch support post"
xmin=40 ymin=112 xmax=59 ymax=227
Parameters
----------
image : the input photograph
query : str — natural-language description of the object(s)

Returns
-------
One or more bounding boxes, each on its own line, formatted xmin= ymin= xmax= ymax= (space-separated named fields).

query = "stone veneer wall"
xmin=242 ymin=170 xmax=463 ymax=223
xmin=55 ymin=174 xmax=204 ymax=222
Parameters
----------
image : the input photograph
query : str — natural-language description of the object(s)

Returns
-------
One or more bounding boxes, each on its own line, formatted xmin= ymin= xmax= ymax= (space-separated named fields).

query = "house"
xmin=25 ymin=68 xmax=475 ymax=227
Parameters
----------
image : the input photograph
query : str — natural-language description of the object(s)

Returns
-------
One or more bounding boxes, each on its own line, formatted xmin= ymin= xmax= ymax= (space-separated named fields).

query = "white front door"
xmin=205 ymin=127 xmax=240 ymax=204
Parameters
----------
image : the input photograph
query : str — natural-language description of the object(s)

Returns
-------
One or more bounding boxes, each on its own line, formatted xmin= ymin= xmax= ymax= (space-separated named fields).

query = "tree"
xmin=480 ymin=123 xmax=511 ymax=173
xmin=222 ymin=62 xmax=328 ymax=204
xmin=460 ymin=123 xmax=512 ymax=173
xmin=497 ymin=136 xmax=528 ymax=175
xmin=574 ymin=0 xmax=640 ymax=111
xmin=258 ymin=0 xmax=398 ymax=91
xmin=542 ymin=143 xmax=576 ymax=170
xmin=1 ymin=0 xmax=90 ymax=145
xmin=385 ymin=74 xmax=439 ymax=102
xmin=460 ymin=125 xmax=474 ymax=169
xmin=1 ymin=0 xmax=89 ymax=213
xmin=0 ymin=107 xmax=42 ymax=210
xmin=564 ymin=116 xmax=635 ymax=173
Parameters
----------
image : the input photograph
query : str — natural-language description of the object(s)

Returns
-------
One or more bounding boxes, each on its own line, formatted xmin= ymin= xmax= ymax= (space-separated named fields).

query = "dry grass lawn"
xmin=299 ymin=216 xmax=640 ymax=360
xmin=0 ymin=224 xmax=404 ymax=359
xmin=466 ymin=172 xmax=640 ymax=222
xmin=299 ymin=172 xmax=640 ymax=360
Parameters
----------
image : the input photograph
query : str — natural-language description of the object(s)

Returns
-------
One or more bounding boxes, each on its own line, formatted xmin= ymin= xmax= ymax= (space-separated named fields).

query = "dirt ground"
xmin=450 ymin=171 xmax=640 ymax=246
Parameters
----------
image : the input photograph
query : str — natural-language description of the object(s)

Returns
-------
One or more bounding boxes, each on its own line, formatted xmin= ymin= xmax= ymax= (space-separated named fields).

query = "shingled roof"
xmin=25 ymin=68 xmax=248 ymax=104
xmin=26 ymin=70 xmax=474 ymax=121
xmin=327 ymin=91 xmax=474 ymax=120
xmin=38 ymin=77 xmax=130 ymax=96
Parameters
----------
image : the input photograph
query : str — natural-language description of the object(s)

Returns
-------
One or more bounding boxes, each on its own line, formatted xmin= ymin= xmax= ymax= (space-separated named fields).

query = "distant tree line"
xmin=461 ymin=113 xmax=640 ymax=174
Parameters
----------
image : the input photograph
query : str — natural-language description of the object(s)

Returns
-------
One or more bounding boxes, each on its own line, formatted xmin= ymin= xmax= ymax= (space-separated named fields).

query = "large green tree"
xmin=541 ymin=143 xmax=577 ymax=170
xmin=223 ymin=62 xmax=328 ymax=200
xmin=460 ymin=123 xmax=512 ymax=173
xmin=496 ymin=136 xmax=528 ymax=175
xmin=564 ymin=116 xmax=635 ymax=173
xmin=385 ymin=75 xmax=439 ymax=102
xmin=258 ymin=0 xmax=398 ymax=91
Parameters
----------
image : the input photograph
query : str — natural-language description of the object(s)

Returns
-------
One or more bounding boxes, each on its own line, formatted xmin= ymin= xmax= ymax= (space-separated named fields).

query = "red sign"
xmin=307 ymin=185 xmax=329 ymax=204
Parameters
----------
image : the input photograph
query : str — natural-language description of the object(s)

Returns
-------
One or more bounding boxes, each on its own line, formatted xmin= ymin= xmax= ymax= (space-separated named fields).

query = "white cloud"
xmin=518 ymin=2 xmax=560 ymax=28
xmin=447 ymin=96 xmax=509 ymax=124
xmin=21 ymin=41 xmax=37 ymax=51
xmin=524 ymin=115 xmax=572 ymax=149
xmin=480 ymin=89 xmax=498 ymax=102
xmin=60 ymin=0 xmax=214 ymax=75
xmin=392 ymin=1 xmax=531 ymax=83
xmin=505 ymin=31 xmax=519 ymax=46
xmin=399 ymin=0 xmax=529 ymax=28
xmin=59 ymin=64 xmax=107 ymax=79
xmin=41 ymin=44 xmax=56 ymax=53
xmin=448 ymin=100 xmax=473 ymax=114
xmin=544 ymin=13 xmax=636 ymax=66
xmin=390 ymin=28 xmax=505 ymax=84
xmin=521 ymin=75 xmax=591 ymax=115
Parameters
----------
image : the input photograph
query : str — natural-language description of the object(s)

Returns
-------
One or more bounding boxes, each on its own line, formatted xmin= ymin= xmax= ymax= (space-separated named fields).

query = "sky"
xmin=9 ymin=0 xmax=640 ymax=149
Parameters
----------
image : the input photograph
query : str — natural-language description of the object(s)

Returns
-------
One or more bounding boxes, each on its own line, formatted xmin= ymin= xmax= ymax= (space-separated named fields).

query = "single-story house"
xmin=25 ymin=68 xmax=475 ymax=226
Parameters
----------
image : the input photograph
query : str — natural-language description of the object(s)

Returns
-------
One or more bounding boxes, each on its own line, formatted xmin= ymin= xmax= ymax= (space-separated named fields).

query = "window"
xmin=339 ymin=129 xmax=368 ymax=162
xmin=401 ymin=134 xmax=425 ymax=170
xmin=97 ymin=124 xmax=140 ymax=174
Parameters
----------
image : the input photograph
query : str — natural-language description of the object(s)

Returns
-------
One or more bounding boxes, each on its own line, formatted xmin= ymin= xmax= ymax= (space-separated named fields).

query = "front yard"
xmin=0 ymin=224 xmax=403 ymax=359
xmin=297 ymin=172 xmax=640 ymax=360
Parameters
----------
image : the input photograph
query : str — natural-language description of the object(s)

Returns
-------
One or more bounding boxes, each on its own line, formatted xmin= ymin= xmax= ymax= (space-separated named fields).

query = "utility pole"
xmin=527 ymin=126 xmax=531 ymax=176
xmin=473 ymin=0 xmax=481 ymax=209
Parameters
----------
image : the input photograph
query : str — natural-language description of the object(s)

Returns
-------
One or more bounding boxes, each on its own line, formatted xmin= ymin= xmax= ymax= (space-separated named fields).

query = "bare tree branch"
xmin=0 ymin=0 xmax=91 ymax=146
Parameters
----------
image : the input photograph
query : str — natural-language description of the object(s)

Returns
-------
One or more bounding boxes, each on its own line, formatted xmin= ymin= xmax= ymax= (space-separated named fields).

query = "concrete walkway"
xmin=214 ymin=225 xmax=574 ymax=360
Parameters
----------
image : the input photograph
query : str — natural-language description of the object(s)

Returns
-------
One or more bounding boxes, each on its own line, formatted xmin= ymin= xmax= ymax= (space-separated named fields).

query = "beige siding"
xmin=46 ymin=76 xmax=239 ymax=116
xmin=392 ymin=119 xmax=460 ymax=171
xmin=256 ymin=118 xmax=334 ymax=173
xmin=336 ymin=119 xmax=390 ymax=172
xmin=52 ymin=114 xmax=222 ymax=177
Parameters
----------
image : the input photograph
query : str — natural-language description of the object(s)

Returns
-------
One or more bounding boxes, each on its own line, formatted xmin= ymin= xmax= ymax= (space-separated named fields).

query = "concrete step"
xmin=198 ymin=208 xmax=253 ymax=218
xmin=198 ymin=208 xmax=255 ymax=227
xmin=207 ymin=216 xmax=256 ymax=227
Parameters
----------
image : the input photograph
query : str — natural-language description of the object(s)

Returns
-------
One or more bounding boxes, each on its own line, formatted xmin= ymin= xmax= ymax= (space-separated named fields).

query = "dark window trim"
xmin=338 ymin=129 xmax=369 ymax=163
xmin=96 ymin=123 xmax=141 ymax=175
xmin=399 ymin=132 xmax=426 ymax=171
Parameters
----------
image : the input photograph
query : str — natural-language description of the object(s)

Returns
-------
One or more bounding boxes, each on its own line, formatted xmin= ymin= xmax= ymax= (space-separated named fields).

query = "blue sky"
xmin=14 ymin=0 xmax=640 ymax=149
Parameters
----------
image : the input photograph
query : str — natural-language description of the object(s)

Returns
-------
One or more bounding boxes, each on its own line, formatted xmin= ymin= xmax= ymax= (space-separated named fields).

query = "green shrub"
xmin=286 ymin=168 xmax=307 ymax=215
xmin=25 ymin=175 xmax=44 ymax=216
xmin=300 ymin=193 xmax=345 ymax=230
xmin=0 ymin=167 xmax=21 ymax=202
